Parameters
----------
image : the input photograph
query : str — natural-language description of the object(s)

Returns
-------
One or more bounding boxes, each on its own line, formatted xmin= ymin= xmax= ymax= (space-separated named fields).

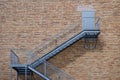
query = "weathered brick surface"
xmin=0 ymin=0 xmax=120 ymax=80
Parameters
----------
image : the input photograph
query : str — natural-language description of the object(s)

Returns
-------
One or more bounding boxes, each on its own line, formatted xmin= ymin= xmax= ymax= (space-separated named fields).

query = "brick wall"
xmin=0 ymin=0 xmax=120 ymax=80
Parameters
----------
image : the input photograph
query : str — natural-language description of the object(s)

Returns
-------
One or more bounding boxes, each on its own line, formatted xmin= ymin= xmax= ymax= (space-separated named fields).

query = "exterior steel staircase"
xmin=30 ymin=30 xmax=100 ymax=68
xmin=10 ymin=11 xmax=101 ymax=80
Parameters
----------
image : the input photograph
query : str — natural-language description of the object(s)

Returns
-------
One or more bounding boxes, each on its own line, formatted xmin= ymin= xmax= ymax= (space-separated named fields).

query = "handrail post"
xmin=10 ymin=66 xmax=12 ymax=80
xmin=44 ymin=61 xmax=47 ymax=76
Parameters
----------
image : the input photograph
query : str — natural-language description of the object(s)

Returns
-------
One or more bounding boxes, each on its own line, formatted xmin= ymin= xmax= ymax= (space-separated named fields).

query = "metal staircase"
xmin=10 ymin=11 xmax=101 ymax=80
xmin=30 ymin=30 xmax=100 ymax=68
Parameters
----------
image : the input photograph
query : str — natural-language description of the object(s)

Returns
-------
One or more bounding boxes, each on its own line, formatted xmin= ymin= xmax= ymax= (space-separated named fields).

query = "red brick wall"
xmin=0 ymin=0 xmax=120 ymax=80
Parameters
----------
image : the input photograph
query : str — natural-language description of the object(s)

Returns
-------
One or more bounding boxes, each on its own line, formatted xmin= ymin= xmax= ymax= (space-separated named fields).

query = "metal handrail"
xmin=10 ymin=19 xmax=81 ymax=65
xmin=27 ymin=17 xmax=101 ymax=64
xmin=10 ymin=17 xmax=101 ymax=65
xmin=27 ymin=19 xmax=81 ymax=64
xmin=10 ymin=48 xmax=31 ymax=64
xmin=10 ymin=49 xmax=19 ymax=64
xmin=31 ymin=20 xmax=81 ymax=53
xmin=82 ymin=17 xmax=101 ymax=30
xmin=36 ymin=61 xmax=75 ymax=80
xmin=46 ymin=61 xmax=75 ymax=79
xmin=95 ymin=17 xmax=101 ymax=29
xmin=95 ymin=17 xmax=100 ymax=24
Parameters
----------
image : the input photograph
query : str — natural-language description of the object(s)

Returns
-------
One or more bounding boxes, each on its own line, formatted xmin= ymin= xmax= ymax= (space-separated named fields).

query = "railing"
xmin=95 ymin=17 xmax=101 ymax=30
xmin=10 ymin=17 xmax=100 ymax=80
xmin=10 ymin=49 xmax=19 ymax=65
xmin=27 ymin=19 xmax=81 ymax=64
xmin=27 ymin=17 xmax=100 ymax=65
xmin=82 ymin=17 xmax=101 ymax=31
xmin=10 ymin=50 xmax=75 ymax=80
xmin=10 ymin=17 xmax=100 ymax=65
xmin=10 ymin=49 xmax=30 ymax=65
xmin=10 ymin=19 xmax=81 ymax=66
xmin=36 ymin=61 xmax=75 ymax=80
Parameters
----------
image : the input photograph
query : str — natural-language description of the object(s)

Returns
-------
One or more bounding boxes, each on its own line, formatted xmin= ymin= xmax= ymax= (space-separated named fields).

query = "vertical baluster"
xmin=10 ymin=67 xmax=12 ymax=80
xmin=44 ymin=61 xmax=47 ymax=76
xmin=25 ymin=65 xmax=27 ymax=80
xmin=59 ymin=73 xmax=62 ymax=80
xmin=16 ymin=72 xmax=18 ymax=80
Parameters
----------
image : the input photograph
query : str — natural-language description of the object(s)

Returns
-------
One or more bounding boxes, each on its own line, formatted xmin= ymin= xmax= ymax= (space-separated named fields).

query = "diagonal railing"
xmin=36 ymin=61 xmax=75 ymax=80
xmin=27 ymin=19 xmax=82 ymax=65
xmin=27 ymin=17 xmax=100 ymax=65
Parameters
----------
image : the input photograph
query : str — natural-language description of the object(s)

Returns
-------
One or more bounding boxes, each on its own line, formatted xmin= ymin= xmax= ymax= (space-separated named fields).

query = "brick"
xmin=0 ymin=0 xmax=120 ymax=80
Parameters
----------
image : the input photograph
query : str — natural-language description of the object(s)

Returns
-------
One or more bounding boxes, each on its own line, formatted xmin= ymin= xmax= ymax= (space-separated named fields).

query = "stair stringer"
xmin=30 ymin=30 xmax=100 ymax=68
